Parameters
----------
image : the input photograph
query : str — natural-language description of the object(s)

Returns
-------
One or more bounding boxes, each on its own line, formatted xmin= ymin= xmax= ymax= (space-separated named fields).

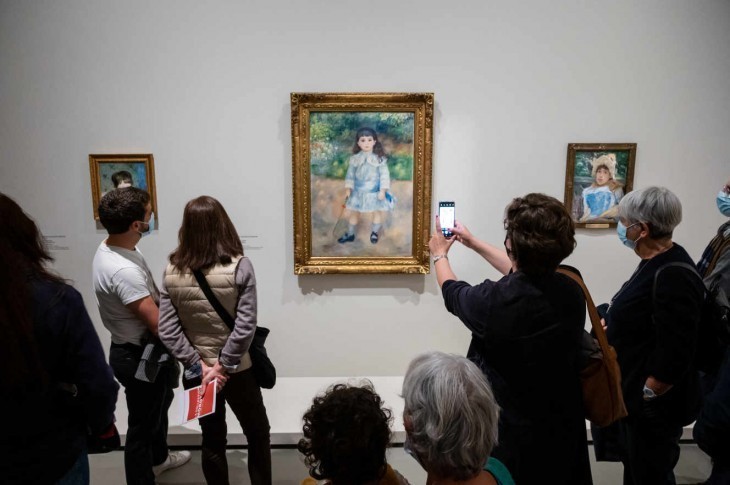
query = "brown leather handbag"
xmin=557 ymin=268 xmax=628 ymax=427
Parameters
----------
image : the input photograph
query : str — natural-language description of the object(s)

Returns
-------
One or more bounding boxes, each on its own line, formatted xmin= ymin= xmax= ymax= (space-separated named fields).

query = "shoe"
xmin=153 ymin=450 xmax=192 ymax=477
xmin=370 ymin=231 xmax=379 ymax=244
xmin=338 ymin=233 xmax=355 ymax=243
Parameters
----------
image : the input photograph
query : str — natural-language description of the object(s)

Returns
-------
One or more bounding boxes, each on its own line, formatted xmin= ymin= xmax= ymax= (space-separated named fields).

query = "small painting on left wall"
xmin=89 ymin=153 xmax=158 ymax=221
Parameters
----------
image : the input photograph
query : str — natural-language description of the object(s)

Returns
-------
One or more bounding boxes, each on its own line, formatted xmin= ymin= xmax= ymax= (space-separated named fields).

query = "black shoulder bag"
xmin=192 ymin=270 xmax=276 ymax=389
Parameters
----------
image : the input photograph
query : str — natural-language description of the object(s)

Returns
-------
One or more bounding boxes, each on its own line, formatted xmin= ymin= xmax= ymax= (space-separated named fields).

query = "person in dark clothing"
xmin=0 ymin=193 xmax=119 ymax=485
xmin=693 ymin=177 xmax=730 ymax=484
xmin=429 ymin=193 xmax=592 ymax=485
xmin=694 ymin=349 xmax=730 ymax=485
xmin=605 ymin=186 xmax=704 ymax=485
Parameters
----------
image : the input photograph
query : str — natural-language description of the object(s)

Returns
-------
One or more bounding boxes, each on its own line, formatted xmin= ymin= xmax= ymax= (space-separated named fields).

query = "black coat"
xmin=605 ymin=243 xmax=704 ymax=423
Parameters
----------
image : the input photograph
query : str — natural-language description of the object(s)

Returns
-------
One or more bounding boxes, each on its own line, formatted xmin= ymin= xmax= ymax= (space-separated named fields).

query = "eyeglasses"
xmin=504 ymin=236 xmax=512 ymax=256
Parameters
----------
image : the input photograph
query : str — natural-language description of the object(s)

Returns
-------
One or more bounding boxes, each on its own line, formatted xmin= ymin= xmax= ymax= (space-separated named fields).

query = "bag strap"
xmin=192 ymin=270 xmax=235 ymax=332
xmin=652 ymin=262 xmax=704 ymax=302
xmin=556 ymin=268 xmax=612 ymax=354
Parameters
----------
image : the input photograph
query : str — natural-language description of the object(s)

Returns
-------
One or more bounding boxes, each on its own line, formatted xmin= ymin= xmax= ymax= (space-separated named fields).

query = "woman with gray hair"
xmin=604 ymin=186 xmax=705 ymax=484
xmin=402 ymin=352 xmax=513 ymax=485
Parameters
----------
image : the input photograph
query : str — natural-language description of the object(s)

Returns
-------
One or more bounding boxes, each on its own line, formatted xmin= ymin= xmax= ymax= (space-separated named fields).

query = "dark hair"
xmin=0 ymin=194 xmax=61 ymax=389
xmin=169 ymin=196 xmax=243 ymax=271
xmin=298 ymin=382 xmax=393 ymax=484
xmin=352 ymin=127 xmax=386 ymax=158
xmin=98 ymin=187 xmax=150 ymax=235
xmin=504 ymin=193 xmax=576 ymax=276
xmin=111 ymin=170 xmax=133 ymax=188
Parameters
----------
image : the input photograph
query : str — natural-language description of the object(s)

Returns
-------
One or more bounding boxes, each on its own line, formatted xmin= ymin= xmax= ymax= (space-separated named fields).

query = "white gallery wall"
xmin=1 ymin=0 xmax=729 ymax=382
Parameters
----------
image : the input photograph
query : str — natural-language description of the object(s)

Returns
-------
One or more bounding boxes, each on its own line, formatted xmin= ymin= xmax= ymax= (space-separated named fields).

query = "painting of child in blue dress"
xmin=575 ymin=153 xmax=625 ymax=223
xmin=308 ymin=112 xmax=414 ymax=258
xmin=338 ymin=128 xmax=395 ymax=244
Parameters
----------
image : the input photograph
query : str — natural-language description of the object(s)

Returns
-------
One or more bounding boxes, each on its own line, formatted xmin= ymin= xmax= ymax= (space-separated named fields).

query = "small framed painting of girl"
xmin=291 ymin=92 xmax=434 ymax=274
xmin=564 ymin=143 xmax=637 ymax=228
xmin=89 ymin=153 xmax=158 ymax=221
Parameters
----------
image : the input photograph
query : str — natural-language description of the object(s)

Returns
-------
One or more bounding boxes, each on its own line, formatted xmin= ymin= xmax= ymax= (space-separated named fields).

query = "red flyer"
xmin=183 ymin=380 xmax=217 ymax=423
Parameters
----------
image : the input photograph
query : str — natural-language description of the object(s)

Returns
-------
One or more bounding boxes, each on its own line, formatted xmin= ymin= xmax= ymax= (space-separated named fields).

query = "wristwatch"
xmin=642 ymin=384 xmax=658 ymax=401
xmin=432 ymin=254 xmax=448 ymax=263
xmin=218 ymin=351 xmax=238 ymax=373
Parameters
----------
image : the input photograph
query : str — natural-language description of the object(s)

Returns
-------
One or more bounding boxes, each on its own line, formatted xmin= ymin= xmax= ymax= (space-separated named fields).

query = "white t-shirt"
xmin=92 ymin=241 xmax=159 ymax=346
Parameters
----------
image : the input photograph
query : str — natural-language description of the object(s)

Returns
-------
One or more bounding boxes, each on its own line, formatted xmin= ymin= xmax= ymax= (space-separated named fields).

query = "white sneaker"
xmin=152 ymin=450 xmax=192 ymax=477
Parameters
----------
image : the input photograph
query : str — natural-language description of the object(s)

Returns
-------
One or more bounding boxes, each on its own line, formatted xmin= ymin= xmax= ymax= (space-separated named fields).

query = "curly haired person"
xmin=298 ymin=382 xmax=408 ymax=485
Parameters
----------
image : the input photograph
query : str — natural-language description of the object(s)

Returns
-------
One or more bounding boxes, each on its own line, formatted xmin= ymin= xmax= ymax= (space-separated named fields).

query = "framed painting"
xmin=564 ymin=143 xmax=637 ymax=228
xmin=89 ymin=153 xmax=158 ymax=221
xmin=291 ymin=92 xmax=434 ymax=274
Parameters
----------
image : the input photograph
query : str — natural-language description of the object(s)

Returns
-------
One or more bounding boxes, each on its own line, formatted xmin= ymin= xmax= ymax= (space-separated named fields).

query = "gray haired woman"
xmin=605 ymin=186 xmax=705 ymax=484
xmin=402 ymin=352 xmax=513 ymax=485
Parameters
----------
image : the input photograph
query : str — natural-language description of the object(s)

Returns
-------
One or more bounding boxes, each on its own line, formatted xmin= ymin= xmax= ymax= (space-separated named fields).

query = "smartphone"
xmin=438 ymin=201 xmax=455 ymax=238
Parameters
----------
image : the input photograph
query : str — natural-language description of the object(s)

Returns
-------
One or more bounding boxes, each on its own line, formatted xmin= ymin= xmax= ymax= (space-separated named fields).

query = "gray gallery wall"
xmin=1 ymin=0 xmax=729 ymax=381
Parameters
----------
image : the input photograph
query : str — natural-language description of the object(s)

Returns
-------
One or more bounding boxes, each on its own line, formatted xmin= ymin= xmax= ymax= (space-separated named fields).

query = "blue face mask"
xmin=717 ymin=190 xmax=730 ymax=217
xmin=136 ymin=213 xmax=155 ymax=238
xmin=617 ymin=221 xmax=641 ymax=250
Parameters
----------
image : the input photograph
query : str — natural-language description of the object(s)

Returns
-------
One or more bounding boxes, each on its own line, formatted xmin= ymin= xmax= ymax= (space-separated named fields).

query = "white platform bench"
xmin=114 ymin=376 xmax=695 ymax=447
xmin=115 ymin=376 xmax=408 ymax=447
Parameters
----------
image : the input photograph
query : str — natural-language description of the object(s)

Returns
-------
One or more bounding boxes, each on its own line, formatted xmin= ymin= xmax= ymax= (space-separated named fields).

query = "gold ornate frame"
xmin=89 ymin=153 xmax=158 ymax=220
xmin=564 ymin=143 xmax=637 ymax=229
xmin=291 ymin=92 xmax=434 ymax=274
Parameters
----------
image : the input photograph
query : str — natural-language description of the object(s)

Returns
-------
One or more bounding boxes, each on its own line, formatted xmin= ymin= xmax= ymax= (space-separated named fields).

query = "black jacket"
xmin=0 ymin=278 xmax=119 ymax=484
xmin=443 ymin=269 xmax=591 ymax=485
xmin=606 ymin=243 xmax=704 ymax=423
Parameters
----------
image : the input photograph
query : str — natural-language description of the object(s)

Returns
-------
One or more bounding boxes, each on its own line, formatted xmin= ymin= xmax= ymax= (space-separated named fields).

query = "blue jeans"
xmin=55 ymin=449 xmax=89 ymax=485
xmin=110 ymin=343 xmax=177 ymax=485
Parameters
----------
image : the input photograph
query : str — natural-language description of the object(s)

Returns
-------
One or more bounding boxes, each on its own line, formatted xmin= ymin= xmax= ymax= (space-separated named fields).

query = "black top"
xmin=442 ymin=269 xmax=591 ymax=485
xmin=0 ymin=278 xmax=119 ymax=484
xmin=606 ymin=243 xmax=704 ymax=419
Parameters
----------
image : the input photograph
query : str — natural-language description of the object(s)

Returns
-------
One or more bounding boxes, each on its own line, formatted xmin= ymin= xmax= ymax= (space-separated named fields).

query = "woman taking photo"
xmin=605 ymin=186 xmax=704 ymax=484
xmin=0 ymin=194 xmax=119 ymax=484
xmin=429 ymin=193 xmax=591 ymax=484
xmin=159 ymin=195 xmax=271 ymax=485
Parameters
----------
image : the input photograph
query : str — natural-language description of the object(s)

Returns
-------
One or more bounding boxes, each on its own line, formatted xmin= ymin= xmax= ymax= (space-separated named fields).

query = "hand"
xmin=429 ymin=216 xmax=456 ymax=256
xmin=600 ymin=318 xmax=607 ymax=331
xmin=201 ymin=361 xmax=228 ymax=396
xmin=451 ymin=221 xmax=475 ymax=249
xmin=645 ymin=376 xmax=672 ymax=397
xmin=345 ymin=188 xmax=352 ymax=199
xmin=377 ymin=189 xmax=386 ymax=201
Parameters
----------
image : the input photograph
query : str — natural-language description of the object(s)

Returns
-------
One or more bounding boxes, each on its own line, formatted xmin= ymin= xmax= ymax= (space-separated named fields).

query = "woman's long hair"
xmin=0 ymin=194 xmax=61 ymax=389
xmin=169 ymin=196 xmax=244 ymax=271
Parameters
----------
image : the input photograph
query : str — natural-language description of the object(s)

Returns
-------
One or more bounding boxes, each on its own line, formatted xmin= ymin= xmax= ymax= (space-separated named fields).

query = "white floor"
xmin=89 ymin=444 xmax=714 ymax=485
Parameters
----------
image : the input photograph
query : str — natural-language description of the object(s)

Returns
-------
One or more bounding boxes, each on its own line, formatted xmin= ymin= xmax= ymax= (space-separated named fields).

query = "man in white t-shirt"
xmin=92 ymin=187 xmax=190 ymax=485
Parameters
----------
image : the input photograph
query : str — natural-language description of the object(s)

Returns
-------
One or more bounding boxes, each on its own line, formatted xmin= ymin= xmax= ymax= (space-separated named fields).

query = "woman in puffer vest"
xmin=159 ymin=195 xmax=271 ymax=485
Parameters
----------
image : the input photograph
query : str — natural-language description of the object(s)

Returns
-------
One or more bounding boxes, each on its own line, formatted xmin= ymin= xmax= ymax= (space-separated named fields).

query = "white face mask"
xmin=136 ymin=213 xmax=155 ymax=237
